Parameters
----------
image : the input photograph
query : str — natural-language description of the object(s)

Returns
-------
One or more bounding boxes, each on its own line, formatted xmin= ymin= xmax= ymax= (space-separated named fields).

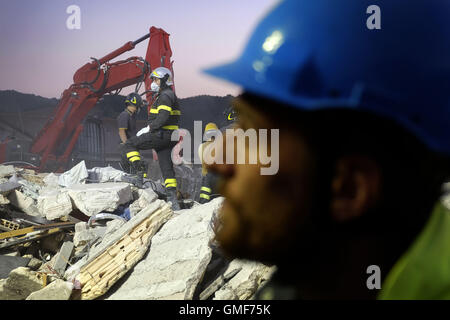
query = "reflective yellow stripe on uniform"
xmin=128 ymin=156 xmax=140 ymax=162
xmin=200 ymin=193 xmax=210 ymax=200
xmin=126 ymin=151 xmax=141 ymax=162
xmin=157 ymin=105 xmax=172 ymax=112
xmin=149 ymin=107 xmax=180 ymax=115
xmin=201 ymin=186 xmax=212 ymax=193
xmin=165 ymin=178 xmax=177 ymax=188
xmin=162 ymin=125 xmax=179 ymax=130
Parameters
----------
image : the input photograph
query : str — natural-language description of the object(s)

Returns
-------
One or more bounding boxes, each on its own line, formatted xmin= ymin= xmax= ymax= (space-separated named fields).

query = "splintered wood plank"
xmin=79 ymin=202 xmax=172 ymax=300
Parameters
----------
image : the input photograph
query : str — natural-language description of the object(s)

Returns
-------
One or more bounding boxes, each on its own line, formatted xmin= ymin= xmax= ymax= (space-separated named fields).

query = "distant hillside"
xmin=0 ymin=89 xmax=235 ymax=130
xmin=0 ymin=90 xmax=59 ymax=112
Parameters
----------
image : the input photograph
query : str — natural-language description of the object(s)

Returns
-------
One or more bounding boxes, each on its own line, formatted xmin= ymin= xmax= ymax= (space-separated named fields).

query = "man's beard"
xmin=213 ymin=195 xmax=321 ymax=265
xmin=212 ymin=170 xmax=334 ymax=266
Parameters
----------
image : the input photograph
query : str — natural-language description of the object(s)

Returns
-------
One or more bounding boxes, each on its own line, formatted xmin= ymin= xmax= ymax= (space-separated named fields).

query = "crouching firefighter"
xmin=120 ymin=67 xmax=181 ymax=211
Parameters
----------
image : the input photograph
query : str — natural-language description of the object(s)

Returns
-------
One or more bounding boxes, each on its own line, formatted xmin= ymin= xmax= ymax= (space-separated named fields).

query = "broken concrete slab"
xmin=36 ymin=190 xmax=72 ymax=220
xmin=58 ymin=160 xmax=88 ymax=187
xmin=43 ymin=173 xmax=60 ymax=187
xmin=0 ymin=165 xmax=15 ymax=178
xmin=199 ymin=265 xmax=241 ymax=300
xmin=23 ymin=255 xmax=43 ymax=271
xmin=129 ymin=188 xmax=158 ymax=217
xmin=10 ymin=175 xmax=41 ymax=200
xmin=0 ymin=181 xmax=21 ymax=195
xmin=52 ymin=241 xmax=74 ymax=277
xmin=0 ymin=267 xmax=44 ymax=300
xmin=87 ymin=166 xmax=125 ymax=183
xmin=67 ymin=200 xmax=173 ymax=300
xmin=0 ymin=279 xmax=22 ymax=300
xmin=0 ymin=255 xmax=31 ymax=279
xmin=66 ymin=182 xmax=132 ymax=217
xmin=7 ymin=189 xmax=40 ymax=216
xmin=26 ymin=279 xmax=73 ymax=300
xmin=212 ymin=260 xmax=276 ymax=300
xmin=106 ymin=197 xmax=223 ymax=300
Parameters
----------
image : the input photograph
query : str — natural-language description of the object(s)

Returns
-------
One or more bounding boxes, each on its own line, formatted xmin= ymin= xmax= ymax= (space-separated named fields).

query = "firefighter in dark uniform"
xmin=118 ymin=93 xmax=146 ymax=176
xmin=120 ymin=67 xmax=181 ymax=211
xmin=198 ymin=122 xmax=220 ymax=204
xmin=197 ymin=105 xmax=237 ymax=204
xmin=117 ymin=92 xmax=140 ymax=144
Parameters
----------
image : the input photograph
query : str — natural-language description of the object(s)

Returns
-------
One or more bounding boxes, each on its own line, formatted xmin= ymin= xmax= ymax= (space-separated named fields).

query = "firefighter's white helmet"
xmin=151 ymin=67 xmax=173 ymax=85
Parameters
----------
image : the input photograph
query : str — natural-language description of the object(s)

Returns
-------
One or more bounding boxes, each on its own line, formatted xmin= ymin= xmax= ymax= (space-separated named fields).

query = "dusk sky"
xmin=0 ymin=0 xmax=279 ymax=99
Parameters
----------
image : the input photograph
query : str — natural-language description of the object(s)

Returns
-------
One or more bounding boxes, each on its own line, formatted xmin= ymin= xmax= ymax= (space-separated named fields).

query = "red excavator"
xmin=0 ymin=26 xmax=174 ymax=172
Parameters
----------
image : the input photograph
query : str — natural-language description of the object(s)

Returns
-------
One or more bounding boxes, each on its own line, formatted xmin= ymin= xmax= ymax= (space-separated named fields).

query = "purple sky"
xmin=0 ymin=0 xmax=279 ymax=99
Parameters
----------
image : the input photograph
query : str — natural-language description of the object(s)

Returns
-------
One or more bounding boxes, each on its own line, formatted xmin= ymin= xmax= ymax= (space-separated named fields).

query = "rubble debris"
xmin=87 ymin=213 xmax=127 ymax=228
xmin=26 ymin=279 xmax=73 ymax=300
xmin=39 ymin=232 xmax=66 ymax=254
xmin=0 ymin=255 xmax=31 ymax=279
xmin=7 ymin=190 xmax=40 ymax=217
xmin=0 ymin=181 xmax=21 ymax=195
xmin=87 ymin=166 xmax=125 ymax=183
xmin=212 ymin=260 xmax=276 ymax=300
xmin=105 ymin=197 xmax=223 ymax=300
xmin=0 ymin=222 xmax=75 ymax=241
xmin=0 ymin=165 xmax=15 ymax=179
xmin=10 ymin=174 xmax=41 ymax=200
xmin=0 ymin=219 xmax=20 ymax=232
xmin=20 ymin=172 xmax=46 ymax=186
xmin=0 ymin=222 xmax=74 ymax=250
xmin=66 ymin=182 xmax=132 ymax=217
xmin=0 ymin=194 xmax=9 ymax=205
xmin=52 ymin=241 xmax=74 ymax=277
xmin=0 ymin=164 xmax=277 ymax=301
xmin=22 ymin=255 xmax=43 ymax=271
xmin=129 ymin=188 xmax=158 ymax=217
xmin=58 ymin=160 xmax=89 ymax=187
xmin=0 ymin=267 xmax=45 ymax=300
xmin=36 ymin=190 xmax=72 ymax=220
xmin=43 ymin=173 xmax=59 ymax=187
xmin=73 ymin=222 xmax=104 ymax=248
xmin=199 ymin=266 xmax=241 ymax=300
xmin=66 ymin=200 xmax=173 ymax=300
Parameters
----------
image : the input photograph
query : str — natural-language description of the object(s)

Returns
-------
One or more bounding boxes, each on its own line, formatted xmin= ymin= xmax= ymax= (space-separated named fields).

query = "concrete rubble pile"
xmin=0 ymin=163 xmax=275 ymax=300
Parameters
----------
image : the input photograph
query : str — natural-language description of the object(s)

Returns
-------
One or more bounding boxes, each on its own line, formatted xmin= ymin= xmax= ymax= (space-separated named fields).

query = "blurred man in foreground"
xmin=204 ymin=0 xmax=450 ymax=299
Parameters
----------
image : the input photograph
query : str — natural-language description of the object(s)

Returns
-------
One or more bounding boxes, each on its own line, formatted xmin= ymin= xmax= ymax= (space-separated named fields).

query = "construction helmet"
xmin=204 ymin=0 xmax=450 ymax=156
xmin=203 ymin=122 xmax=219 ymax=141
xmin=151 ymin=67 xmax=174 ymax=86
xmin=125 ymin=92 xmax=143 ymax=109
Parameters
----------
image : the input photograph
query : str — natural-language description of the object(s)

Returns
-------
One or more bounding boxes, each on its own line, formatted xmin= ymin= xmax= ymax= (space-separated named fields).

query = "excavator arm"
xmin=29 ymin=26 xmax=174 ymax=172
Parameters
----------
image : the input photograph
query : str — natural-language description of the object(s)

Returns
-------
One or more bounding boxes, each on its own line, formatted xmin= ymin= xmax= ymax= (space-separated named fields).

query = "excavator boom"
xmin=25 ymin=26 xmax=174 ymax=172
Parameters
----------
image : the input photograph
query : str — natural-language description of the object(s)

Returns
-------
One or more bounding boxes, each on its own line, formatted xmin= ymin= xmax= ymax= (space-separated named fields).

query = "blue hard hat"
xmin=204 ymin=0 xmax=450 ymax=155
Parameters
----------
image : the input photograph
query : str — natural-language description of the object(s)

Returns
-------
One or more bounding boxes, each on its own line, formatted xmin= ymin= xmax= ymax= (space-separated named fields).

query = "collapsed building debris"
xmin=0 ymin=163 xmax=274 ymax=300
xmin=68 ymin=200 xmax=173 ymax=299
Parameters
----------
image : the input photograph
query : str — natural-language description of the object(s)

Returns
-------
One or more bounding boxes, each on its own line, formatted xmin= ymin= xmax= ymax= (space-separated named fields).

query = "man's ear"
xmin=330 ymin=155 xmax=382 ymax=222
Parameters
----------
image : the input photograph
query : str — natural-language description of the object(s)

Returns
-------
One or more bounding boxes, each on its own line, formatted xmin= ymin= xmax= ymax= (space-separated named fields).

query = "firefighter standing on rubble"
xmin=198 ymin=122 xmax=220 ymax=204
xmin=204 ymin=0 xmax=450 ymax=299
xmin=117 ymin=93 xmax=141 ymax=144
xmin=120 ymin=67 xmax=181 ymax=211
xmin=197 ymin=106 xmax=237 ymax=204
